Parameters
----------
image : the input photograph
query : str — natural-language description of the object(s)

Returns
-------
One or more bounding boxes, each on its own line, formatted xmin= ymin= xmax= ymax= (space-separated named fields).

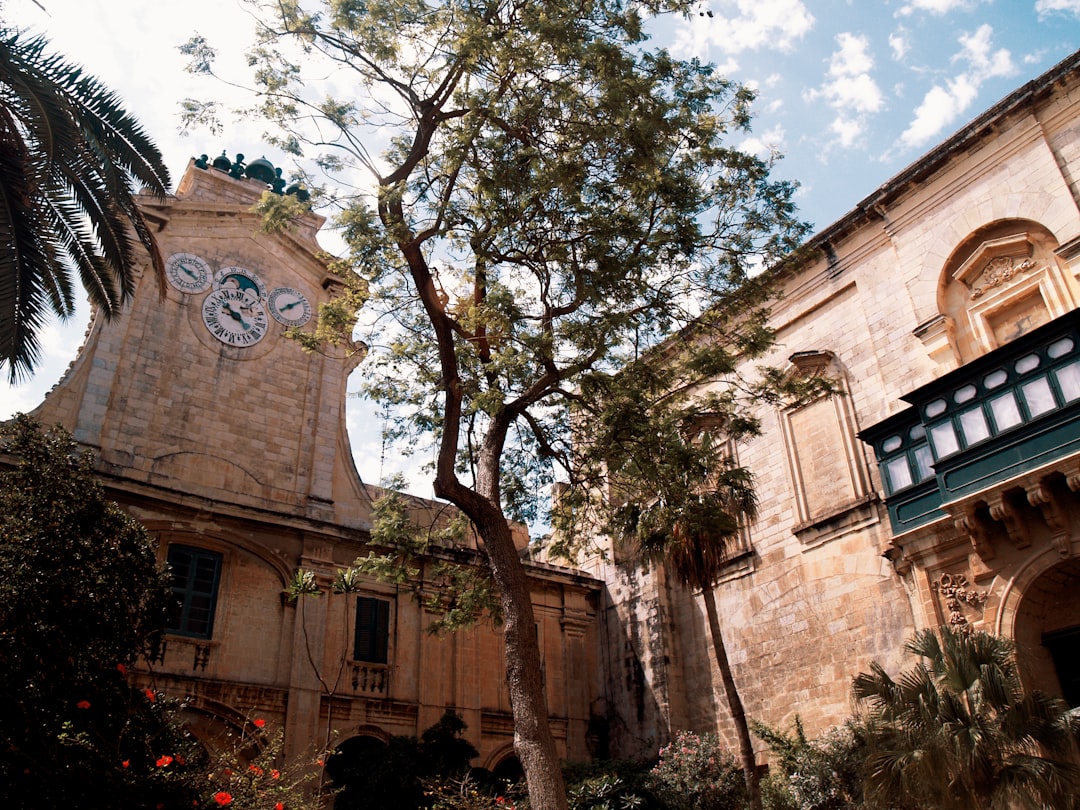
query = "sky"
xmin=2 ymin=0 xmax=1079 ymax=498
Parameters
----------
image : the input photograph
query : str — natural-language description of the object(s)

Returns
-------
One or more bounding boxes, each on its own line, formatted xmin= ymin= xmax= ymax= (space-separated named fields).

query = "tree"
xmin=183 ymin=3 xmax=810 ymax=807
xmin=853 ymin=624 xmax=1080 ymax=810
xmin=602 ymin=376 xmax=766 ymax=810
xmin=0 ymin=414 xmax=205 ymax=808
xmin=0 ymin=28 xmax=170 ymax=382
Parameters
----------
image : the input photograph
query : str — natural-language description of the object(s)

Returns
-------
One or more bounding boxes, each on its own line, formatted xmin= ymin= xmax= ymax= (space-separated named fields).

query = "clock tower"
xmin=30 ymin=156 xmax=374 ymax=528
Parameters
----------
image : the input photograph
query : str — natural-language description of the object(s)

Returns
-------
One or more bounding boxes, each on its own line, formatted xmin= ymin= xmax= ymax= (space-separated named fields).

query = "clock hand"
xmin=180 ymin=263 xmax=197 ymax=279
xmin=222 ymin=301 xmax=250 ymax=329
xmin=281 ymin=299 xmax=301 ymax=311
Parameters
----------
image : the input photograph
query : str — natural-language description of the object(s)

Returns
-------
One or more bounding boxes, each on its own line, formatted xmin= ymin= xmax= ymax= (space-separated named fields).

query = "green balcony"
xmin=861 ymin=310 xmax=1080 ymax=535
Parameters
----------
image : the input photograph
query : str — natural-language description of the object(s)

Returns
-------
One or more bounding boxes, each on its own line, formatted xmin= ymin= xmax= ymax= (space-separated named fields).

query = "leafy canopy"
xmin=184 ymin=0 xmax=811 ymax=530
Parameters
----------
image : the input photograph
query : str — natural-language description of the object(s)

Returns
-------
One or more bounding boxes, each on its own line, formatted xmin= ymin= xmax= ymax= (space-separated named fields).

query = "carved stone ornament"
xmin=970 ymin=257 xmax=1038 ymax=299
xmin=931 ymin=572 xmax=988 ymax=627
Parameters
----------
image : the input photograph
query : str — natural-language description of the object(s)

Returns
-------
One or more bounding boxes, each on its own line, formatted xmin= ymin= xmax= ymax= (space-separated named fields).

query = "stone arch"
xmin=993 ymin=550 xmax=1080 ymax=705
xmin=483 ymin=745 xmax=523 ymax=787
xmin=935 ymin=219 xmax=1077 ymax=365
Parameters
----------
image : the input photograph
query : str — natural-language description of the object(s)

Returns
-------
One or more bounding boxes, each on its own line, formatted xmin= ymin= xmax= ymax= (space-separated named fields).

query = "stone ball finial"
xmin=229 ymin=154 xmax=246 ymax=179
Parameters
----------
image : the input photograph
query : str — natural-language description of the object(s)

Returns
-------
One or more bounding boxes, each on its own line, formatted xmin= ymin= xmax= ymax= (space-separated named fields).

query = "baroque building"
xmin=11 ymin=47 xmax=1080 ymax=775
xmin=579 ymin=47 xmax=1080 ymax=760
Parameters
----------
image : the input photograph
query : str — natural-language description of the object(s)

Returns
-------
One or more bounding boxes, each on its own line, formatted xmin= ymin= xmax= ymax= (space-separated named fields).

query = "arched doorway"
xmin=1012 ymin=557 xmax=1080 ymax=706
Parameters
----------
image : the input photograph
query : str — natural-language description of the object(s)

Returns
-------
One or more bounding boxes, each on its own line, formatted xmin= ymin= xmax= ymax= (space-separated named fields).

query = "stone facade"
xmin=580 ymin=49 xmax=1080 ymax=761
xmin=25 ymin=163 xmax=604 ymax=772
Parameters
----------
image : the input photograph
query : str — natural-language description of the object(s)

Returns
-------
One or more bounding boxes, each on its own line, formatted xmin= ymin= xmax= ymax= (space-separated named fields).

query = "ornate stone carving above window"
xmin=936 ymin=221 xmax=1078 ymax=364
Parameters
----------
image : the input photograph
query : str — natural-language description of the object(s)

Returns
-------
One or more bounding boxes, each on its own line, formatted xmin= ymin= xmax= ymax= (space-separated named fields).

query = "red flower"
xmin=213 ymin=792 xmax=233 ymax=806
xmin=156 ymin=755 xmax=173 ymax=768
xmin=145 ymin=688 xmax=156 ymax=702
xmin=275 ymin=803 xmax=284 ymax=810
xmin=121 ymin=760 xmax=130 ymax=769
xmin=76 ymin=700 xmax=91 ymax=710
xmin=116 ymin=663 xmax=127 ymax=676
xmin=222 ymin=768 xmax=233 ymax=776
xmin=253 ymin=718 xmax=266 ymax=728
xmin=248 ymin=765 xmax=263 ymax=775
xmin=270 ymin=769 xmax=280 ymax=780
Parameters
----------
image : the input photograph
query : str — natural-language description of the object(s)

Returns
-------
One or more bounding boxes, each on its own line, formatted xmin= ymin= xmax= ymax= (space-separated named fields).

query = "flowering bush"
xmin=649 ymin=731 xmax=746 ymax=810
xmin=755 ymin=719 xmax=866 ymax=810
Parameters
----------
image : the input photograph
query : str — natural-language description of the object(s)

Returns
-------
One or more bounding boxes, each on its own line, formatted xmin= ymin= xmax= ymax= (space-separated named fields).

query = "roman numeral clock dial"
xmin=164 ymin=254 xmax=310 ymax=349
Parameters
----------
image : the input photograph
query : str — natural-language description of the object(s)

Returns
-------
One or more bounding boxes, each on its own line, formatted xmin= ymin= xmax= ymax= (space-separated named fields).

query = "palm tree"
xmin=630 ymin=462 xmax=764 ymax=810
xmin=0 ymin=28 xmax=170 ymax=383
xmin=853 ymin=624 xmax=1080 ymax=810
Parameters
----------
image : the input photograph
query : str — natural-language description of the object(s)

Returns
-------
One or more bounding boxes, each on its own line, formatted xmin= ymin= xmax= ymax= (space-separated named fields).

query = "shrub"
xmin=649 ymin=730 xmax=746 ymax=810
xmin=755 ymin=718 xmax=866 ymax=810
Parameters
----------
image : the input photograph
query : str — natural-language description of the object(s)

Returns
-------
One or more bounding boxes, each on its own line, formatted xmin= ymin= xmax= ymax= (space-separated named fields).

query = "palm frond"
xmin=0 ymin=28 xmax=170 ymax=382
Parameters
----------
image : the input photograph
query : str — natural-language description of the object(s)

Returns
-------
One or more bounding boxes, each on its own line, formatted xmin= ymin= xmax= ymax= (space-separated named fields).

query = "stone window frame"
xmin=779 ymin=350 xmax=878 ymax=547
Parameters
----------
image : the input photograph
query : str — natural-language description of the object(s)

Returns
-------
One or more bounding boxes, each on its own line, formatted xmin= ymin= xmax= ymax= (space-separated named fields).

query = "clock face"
xmin=213 ymin=266 xmax=268 ymax=301
xmin=165 ymin=253 xmax=212 ymax=294
xmin=268 ymin=287 xmax=312 ymax=327
xmin=201 ymin=288 xmax=269 ymax=347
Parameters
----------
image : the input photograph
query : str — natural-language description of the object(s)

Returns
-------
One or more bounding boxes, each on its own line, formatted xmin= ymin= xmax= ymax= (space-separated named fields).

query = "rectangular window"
xmin=166 ymin=545 xmax=222 ymax=639
xmin=989 ymin=391 xmax=1023 ymax=431
xmin=958 ymin=407 xmax=990 ymax=445
xmin=354 ymin=597 xmax=390 ymax=663
xmin=929 ymin=422 xmax=960 ymax=458
xmin=1056 ymin=360 xmax=1080 ymax=402
xmin=1021 ymin=376 xmax=1056 ymax=418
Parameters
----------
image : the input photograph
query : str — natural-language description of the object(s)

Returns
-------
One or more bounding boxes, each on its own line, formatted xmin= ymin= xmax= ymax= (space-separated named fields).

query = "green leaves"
xmin=0 ymin=29 xmax=170 ymax=382
xmin=853 ymin=625 xmax=1080 ymax=810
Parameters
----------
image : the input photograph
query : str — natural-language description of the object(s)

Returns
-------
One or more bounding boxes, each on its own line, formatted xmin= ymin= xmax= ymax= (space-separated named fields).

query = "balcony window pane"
xmin=882 ymin=435 xmax=902 ymax=453
xmin=930 ymin=422 xmax=960 ymax=458
xmin=913 ymin=444 xmax=934 ymax=482
xmin=959 ymin=407 xmax=990 ymax=445
xmin=984 ymin=369 xmax=1008 ymax=389
xmin=1015 ymin=353 xmax=1040 ymax=374
xmin=1056 ymin=360 xmax=1080 ymax=402
xmin=909 ymin=423 xmax=926 ymax=441
xmin=885 ymin=457 xmax=913 ymax=491
xmin=954 ymin=384 xmax=977 ymax=404
xmin=1048 ymin=337 xmax=1074 ymax=359
xmin=1022 ymin=376 xmax=1056 ymax=417
xmin=989 ymin=392 xmax=1023 ymax=431
xmin=926 ymin=398 xmax=947 ymax=418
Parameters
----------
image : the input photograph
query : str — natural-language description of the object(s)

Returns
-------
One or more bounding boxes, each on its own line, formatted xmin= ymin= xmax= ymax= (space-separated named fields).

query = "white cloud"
xmin=739 ymin=125 xmax=787 ymax=160
xmin=671 ymin=0 xmax=814 ymax=59
xmin=899 ymin=24 xmax=1015 ymax=149
xmin=897 ymin=0 xmax=979 ymax=16
xmin=805 ymin=33 xmax=883 ymax=149
xmin=1035 ymin=0 xmax=1080 ymax=19
xmin=889 ymin=30 xmax=910 ymax=61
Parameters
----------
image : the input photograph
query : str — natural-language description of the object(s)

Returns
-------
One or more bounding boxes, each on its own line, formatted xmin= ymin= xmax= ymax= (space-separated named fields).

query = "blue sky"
xmin=2 ymin=0 xmax=1079 ymax=492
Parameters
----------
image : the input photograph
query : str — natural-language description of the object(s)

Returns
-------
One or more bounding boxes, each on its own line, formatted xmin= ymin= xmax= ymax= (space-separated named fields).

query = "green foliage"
xmin=853 ymin=625 xmax=1080 ymax=810
xmin=200 ymin=723 xmax=326 ymax=810
xmin=563 ymin=759 xmax=659 ymax=810
xmin=0 ymin=416 xmax=203 ymax=807
xmin=648 ymin=730 xmax=746 ymax=810
xmin=0 ymin=29 xmax=170 ymax=382
xmin=755 ymin=718 xmax=867 ymax=810
xmin=356 ymin=489 xmax=503 ymax=632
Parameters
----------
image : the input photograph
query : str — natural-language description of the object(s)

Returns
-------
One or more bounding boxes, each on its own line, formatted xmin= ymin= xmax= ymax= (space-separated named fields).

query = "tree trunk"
xmin=699 ymin=580 xmax=761 ymax=810
xmin=470 ymin=504 xmax=568 ymax=810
